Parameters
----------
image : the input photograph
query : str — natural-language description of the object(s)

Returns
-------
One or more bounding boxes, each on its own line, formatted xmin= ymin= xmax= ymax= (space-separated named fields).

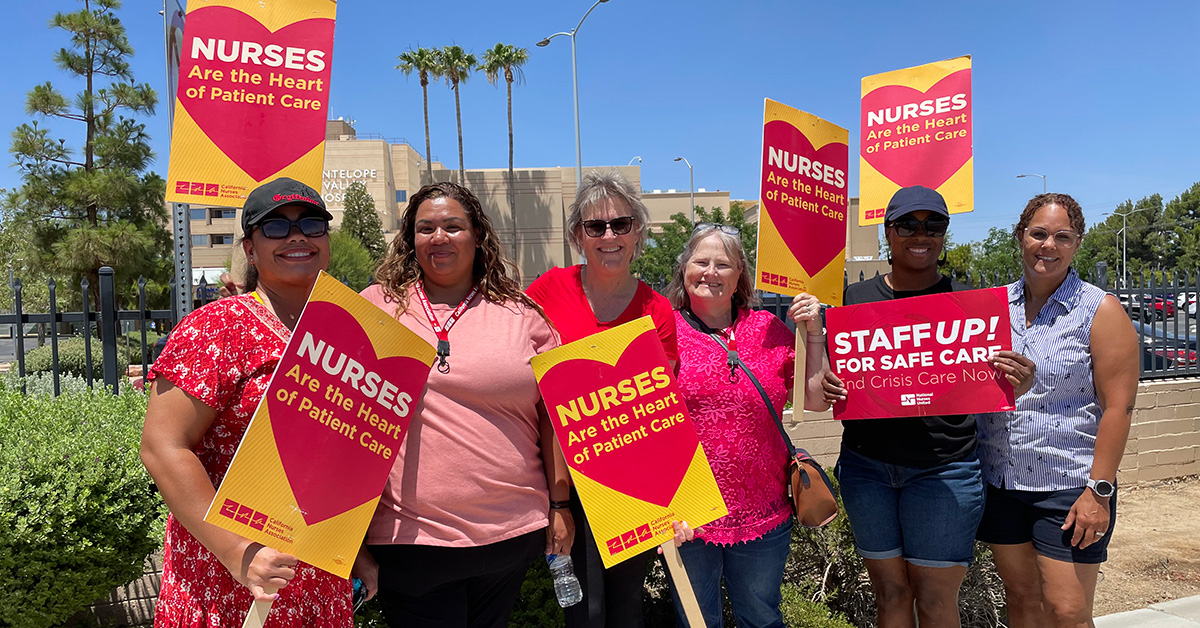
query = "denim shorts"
xmin=976 ymin=483 xmax=1116 ymax=564
xmin=835 ymin=446 xmax=985 ymax=568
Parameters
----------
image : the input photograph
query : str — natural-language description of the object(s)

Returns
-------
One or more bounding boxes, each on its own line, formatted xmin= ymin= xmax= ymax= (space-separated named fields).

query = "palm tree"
xmin=396 ymin=47 xmax=441 ymax=183
xmin=437 ymin=45 xmax=476 ymax=185
xmin=481 ymin=43 xmax=529 ymax=256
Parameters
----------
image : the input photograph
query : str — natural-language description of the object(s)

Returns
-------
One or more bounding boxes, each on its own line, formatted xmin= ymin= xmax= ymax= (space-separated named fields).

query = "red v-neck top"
xmin=526 ymin=265 xmax=678 ymax=362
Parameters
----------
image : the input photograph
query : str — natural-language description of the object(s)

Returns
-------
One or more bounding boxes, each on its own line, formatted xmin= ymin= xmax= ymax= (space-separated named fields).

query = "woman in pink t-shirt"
xmin=664 ymin=225 xmax=828 ymax=628
xmin=356 ymin=182 xmax=572 ymax=628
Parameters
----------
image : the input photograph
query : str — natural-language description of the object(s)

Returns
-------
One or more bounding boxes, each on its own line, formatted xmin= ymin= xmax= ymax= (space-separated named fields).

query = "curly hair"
xmin=1013 ymin=193 xmax=1086 ymax=241
xmin=373 ymin=182 xmax=547 ymax=319
xmin=664 ymin=228 xmax=760 ymax=311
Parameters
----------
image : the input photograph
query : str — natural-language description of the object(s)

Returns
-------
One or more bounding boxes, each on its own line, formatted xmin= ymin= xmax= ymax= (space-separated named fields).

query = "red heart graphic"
xmin=860 ymin=69 xmax=972 ymax=189
xmin=760 ymin=120 xmax=849 ymax=277
xmin=178 ymin=6 xmax=334 ymax=181
xmin=540 ymin=330 xmax=697 ymax=508
xmin=269 ymin=301 xmax=429 ymax=526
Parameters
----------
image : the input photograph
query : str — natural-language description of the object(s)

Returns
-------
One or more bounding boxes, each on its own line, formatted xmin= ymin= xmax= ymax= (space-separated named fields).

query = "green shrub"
xmin=0 ymin=383 xmax=164 ymax=628
xmin=508 ymin=559 xmax=564 ymax=627
xmin=1 ymin=372 xmax=93 ymax=397
xmin=119 ymin=330 xmax=165 ymax=366
xmin=781 ymin=583 xmax=856 ymax=628
xmin=22 ymin=337 xmax=130 ymax=380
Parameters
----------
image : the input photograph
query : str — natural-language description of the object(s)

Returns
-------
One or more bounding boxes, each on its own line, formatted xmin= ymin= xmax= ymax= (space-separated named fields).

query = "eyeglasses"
xmin=694 ymin=223 xmax=741 ymax=236
xmin=257 ymin=216 xmax=329 ymax=239
xmin=888 ymin=215 xmax=949 ymax=238
xmin=581 ymin=216 xmax=635 ymax=238
xmin=1025 ymin=227 xmax=1081 ymax=249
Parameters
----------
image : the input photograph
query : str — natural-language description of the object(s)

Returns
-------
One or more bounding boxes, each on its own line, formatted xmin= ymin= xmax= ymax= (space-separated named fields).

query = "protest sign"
xmin=825 ymin=287 xmax=1013 ymax=420
xmin=531 ymin=317 xmax=727 ymax=569
xmin=859 ymin=55 xmax=973 ymax=226
xmin=204 ymin=272 xmax=435 ymax=578
xmin=165 ymin=0 xmax=336 ymax=204
xmin=755 ymin=99 xmax=849 ymax=306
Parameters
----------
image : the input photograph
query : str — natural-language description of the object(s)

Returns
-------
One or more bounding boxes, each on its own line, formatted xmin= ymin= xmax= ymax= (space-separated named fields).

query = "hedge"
xmin=0 ymin=379 xmax=164 ymax=628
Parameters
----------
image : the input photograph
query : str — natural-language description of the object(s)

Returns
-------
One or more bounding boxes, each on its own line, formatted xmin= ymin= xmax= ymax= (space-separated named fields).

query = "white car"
xmin=1178 ymin=292 xmax=1198 ymax=317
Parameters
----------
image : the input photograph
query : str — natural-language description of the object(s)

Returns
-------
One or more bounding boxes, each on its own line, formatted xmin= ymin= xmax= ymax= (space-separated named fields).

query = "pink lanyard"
xmin=414 ymin=282 xmax=481 ymax=374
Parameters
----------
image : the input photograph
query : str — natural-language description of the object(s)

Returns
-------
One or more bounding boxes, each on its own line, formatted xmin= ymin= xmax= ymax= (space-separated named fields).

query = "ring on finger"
xmin=1095 ymin=530 xmax=1105 ymax=537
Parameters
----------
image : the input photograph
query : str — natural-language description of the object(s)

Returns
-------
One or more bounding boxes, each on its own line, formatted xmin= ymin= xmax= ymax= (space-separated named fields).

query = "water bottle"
xmin=546 ymin=554 xmax=583 ymax=607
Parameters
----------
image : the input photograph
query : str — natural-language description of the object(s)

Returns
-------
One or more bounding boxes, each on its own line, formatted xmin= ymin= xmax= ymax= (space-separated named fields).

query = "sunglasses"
xmin=257 ymin=216 xmax=329 ymax=239
xmin=888 ymin=215 xmax=949 ymax=238
xmin=694 ymin=223 xmax=741 ymax=236
xmin=1025 ymin=227 xmax=1081 ymax=249
xmin=582 ymin=216 xmax=635 ymax=238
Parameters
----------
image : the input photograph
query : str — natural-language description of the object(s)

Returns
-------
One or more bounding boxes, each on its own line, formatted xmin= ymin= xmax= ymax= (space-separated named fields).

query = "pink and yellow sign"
xmin=204 ymin=272 xmax=435 ymax=577
xmin=755 ymin=99 xmax=849 ymax=305
xmin=859 ymin=55 xmax=973 ymax=226
xmin=165 ymin=0 xmax=336 ymax=204
xmin=825 ymin=288 xmax=1013 ymax=420
xmin=531 ymin=317 xmax=727 ymax=568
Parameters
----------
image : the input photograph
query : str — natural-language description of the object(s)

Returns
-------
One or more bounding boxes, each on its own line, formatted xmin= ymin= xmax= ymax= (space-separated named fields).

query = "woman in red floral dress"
xmin=141 ymin=178 xmax=354 ymax=627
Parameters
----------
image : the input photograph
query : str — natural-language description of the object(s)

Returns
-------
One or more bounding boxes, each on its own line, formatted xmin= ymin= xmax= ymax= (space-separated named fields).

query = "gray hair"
xmin=566 ymin=169 xmax=651 ymax=260
xmin=664 ymin=228 xmax=759 ymax=310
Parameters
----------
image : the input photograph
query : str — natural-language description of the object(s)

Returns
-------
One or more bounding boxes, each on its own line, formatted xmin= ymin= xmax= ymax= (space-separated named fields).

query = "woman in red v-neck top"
xmin=525 ymin=170 xmax=677 ymax=628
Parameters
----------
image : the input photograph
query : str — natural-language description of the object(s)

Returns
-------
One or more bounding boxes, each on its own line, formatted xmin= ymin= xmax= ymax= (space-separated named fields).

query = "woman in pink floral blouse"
xmin=662 ymin=224 xmax=828 ymax=628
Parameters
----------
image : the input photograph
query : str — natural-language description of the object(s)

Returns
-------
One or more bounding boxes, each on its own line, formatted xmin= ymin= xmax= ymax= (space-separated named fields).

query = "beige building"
xmin=187 ymin=120 xmax=884 ymax=287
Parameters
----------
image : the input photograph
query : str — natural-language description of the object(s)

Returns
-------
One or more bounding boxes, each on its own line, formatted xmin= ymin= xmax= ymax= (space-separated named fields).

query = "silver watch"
xmin=1086 ymin=478 xmax=1115 ymax=498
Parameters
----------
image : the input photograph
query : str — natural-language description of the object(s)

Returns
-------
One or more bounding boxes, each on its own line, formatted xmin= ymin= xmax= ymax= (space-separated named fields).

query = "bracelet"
xmin=549 ymin=500 xmax=571 ymax=510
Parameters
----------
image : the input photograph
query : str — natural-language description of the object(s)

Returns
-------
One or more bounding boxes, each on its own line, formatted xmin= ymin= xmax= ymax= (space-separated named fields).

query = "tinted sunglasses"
xmin=257 ymin=216 xmax=329 ymax=239
xmin=694 ymin=223 xmax=741 ymax=236
xmin=582 ymin=216 xmax=635 ymax=238
xmin=888 ymin=215 xmax=949 ymax=237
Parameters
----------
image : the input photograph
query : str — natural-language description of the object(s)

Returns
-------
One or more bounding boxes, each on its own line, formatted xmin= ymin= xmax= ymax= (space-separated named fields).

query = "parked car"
xmin=1177 ymin=291 xmax=1198 ymax=317
xmin=1115 ymin=293 xmax=1176 ymax=321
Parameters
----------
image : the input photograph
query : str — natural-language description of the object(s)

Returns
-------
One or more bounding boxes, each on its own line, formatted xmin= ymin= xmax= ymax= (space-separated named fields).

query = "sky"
xmin=1 ymin=0 xmax=1198 ymax=243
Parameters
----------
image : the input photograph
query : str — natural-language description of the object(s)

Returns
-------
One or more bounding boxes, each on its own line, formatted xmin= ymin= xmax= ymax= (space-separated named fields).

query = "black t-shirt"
xmin=837 ymin=273 xmax=976 ymax=468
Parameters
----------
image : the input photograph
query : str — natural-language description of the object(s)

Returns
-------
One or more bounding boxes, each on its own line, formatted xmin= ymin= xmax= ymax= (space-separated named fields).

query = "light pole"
xmin=1108 ymin=206 xmax=1154 ymax=284
xmin=628 ymin=156 xmax=641 ymax=165
xmin=1017 ymin=173 xmax=1047 ymax=194
xmin=674 ymin=157 xmax=694 ymax=225
xmin=537 ymin=0 xmax=611 ymax=188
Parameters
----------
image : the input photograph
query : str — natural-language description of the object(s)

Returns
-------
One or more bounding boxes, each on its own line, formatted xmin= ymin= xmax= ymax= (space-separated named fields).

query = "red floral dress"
xmin=149 ymin=295 xmax=352 ymax=628
xmin=674 ymin=309 xmax=796 ymax=545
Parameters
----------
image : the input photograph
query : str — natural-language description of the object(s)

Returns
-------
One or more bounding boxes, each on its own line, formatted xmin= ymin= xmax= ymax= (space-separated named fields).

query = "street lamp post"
xmin=1109 ymin=206 xmax=1154 ymax=284
xmin=674 ymin=157 xmax=694 ymax=225
xmin=628 ymin=156 xmax=641 ymax=165
xmin=537 ymin=0 xmax=611 ymax=188
xmin=1017 ymin=173 xmax=1047 ymax=194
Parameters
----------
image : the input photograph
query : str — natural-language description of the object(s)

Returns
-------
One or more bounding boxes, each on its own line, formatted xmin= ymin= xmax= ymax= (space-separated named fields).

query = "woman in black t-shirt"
xmin=819 ymin=186 xmax=1033 ymax=628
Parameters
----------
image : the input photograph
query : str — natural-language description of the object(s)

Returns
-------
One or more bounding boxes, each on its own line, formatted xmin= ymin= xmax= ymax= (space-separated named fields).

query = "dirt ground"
xmin=1093 ymin=475 xmax=1200 ymax=616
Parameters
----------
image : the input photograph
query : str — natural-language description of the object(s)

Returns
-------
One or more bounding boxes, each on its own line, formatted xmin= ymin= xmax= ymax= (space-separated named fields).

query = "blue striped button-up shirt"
xmin=976 ymin=269 xmax=1107 ymax=491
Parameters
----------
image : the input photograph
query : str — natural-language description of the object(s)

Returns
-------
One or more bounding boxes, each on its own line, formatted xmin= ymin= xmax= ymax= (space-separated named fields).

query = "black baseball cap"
xmin=884 ymin=185 xmax=950 ymax=222
xmin=241 ymin=177 xmax=333 ymax=233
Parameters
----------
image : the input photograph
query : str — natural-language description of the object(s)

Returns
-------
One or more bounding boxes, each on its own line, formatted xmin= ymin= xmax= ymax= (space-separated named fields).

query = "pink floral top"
xmin=675 ymin=308 xmax=795 ymax=545
xmin=148 ymin=295 xmax=352 ymax=628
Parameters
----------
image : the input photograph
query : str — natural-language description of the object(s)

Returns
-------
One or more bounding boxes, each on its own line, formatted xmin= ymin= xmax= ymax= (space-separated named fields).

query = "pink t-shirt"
xmin=361 ymin=284 xmax=559 ymax=547
xmin=675 ymin=308 xmax=795 ymax=545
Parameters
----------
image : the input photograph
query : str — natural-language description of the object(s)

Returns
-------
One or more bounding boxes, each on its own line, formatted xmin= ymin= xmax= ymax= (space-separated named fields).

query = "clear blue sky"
xmin=2 ymin=0 xmax=1197 ymax=243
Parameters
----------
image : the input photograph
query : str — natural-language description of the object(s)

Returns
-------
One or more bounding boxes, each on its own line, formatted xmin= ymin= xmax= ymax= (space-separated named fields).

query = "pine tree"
xmin=340 ymin=182 xmax=386 ymax=261
xmin=4 ymin=0 xmax=168 ymax=308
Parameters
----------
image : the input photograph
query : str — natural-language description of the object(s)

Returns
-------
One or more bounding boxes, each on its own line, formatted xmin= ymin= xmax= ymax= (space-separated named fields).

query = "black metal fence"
xmin=3 ymin=264 xmax=1197 ymax=398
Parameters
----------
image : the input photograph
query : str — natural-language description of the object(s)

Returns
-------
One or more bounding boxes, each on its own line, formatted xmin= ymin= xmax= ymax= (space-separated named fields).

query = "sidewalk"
xmin=1097 ymin=595 xmax=1200 ymax=627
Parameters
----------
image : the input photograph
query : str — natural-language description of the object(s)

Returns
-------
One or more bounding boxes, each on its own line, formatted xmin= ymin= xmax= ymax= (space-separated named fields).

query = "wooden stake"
xmin=661 ymin=541 xmax=706 ymax=628
xmin=794 ymin=330 xmax=808 ymax=420
xmin=240 ymin=595 xmax=274 ymax=628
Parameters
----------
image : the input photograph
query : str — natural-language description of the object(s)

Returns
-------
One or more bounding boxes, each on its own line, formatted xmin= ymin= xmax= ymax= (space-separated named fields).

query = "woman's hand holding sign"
xmin=238 ymin=542 xmax=298 ymax=602
xmin=987 ymin=350 xmax=1036 ymax=398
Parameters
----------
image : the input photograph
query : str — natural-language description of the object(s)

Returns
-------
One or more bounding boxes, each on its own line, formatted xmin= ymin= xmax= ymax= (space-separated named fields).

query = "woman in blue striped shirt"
xmin=976 ymin=193 xmax=1138 ymax=627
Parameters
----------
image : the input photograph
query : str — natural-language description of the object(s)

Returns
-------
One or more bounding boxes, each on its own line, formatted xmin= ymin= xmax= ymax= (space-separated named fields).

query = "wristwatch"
xmin=1086 ymin=478 xmax=1115 ymax=498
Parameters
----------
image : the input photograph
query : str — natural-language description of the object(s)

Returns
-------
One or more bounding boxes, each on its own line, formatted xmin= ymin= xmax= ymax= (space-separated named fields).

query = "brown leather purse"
xmin=703 ymin=322 xmax=839 ymax=528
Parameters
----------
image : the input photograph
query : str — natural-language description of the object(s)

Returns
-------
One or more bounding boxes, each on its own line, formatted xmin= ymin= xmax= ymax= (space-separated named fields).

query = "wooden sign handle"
xmin=240 ymin=591 xmax=276 ymax=628
xmin=660 ymin=541 xmax=706 ymax=628
xmin=794 ymin=330 xmax=807 ymax=420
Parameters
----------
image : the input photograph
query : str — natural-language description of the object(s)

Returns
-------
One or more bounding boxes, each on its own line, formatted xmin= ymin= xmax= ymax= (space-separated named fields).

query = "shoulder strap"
xmin=708 ymin=332 xmax=797 ymax=458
